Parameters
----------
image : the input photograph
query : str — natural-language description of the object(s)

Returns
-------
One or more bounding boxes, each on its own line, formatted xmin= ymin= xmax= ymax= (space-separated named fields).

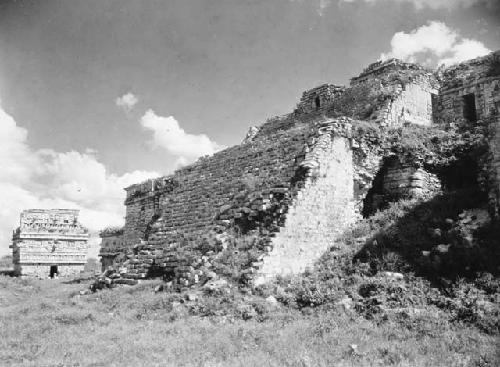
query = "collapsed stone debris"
xmin=84 ymin=51 xmax=498 ymax=288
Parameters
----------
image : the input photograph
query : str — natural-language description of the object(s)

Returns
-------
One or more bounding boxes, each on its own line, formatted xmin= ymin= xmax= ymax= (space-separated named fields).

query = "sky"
xmin=0 ymin=0 xmax=499 ymax=256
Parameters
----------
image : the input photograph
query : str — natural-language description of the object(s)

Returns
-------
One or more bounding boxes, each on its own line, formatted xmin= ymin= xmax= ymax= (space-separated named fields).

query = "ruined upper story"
xmin=124 ymin=51 xmax=500 ymax=209
xmin=436 ymin=51 xmax=500 ymax=124
xmin=293 ymin=51 xmax=499 ymax=128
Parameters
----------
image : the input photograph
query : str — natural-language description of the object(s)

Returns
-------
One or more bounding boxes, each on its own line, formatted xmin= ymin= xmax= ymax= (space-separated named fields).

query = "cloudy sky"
xmin=0 ymin=0 xmax=499 ymax=256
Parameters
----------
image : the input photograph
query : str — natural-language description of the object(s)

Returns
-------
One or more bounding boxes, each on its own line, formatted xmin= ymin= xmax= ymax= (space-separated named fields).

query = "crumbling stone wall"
xmin=99 ymin=227 xmax=125 ymax=271
xmin=123 ymin=178 xmax=168 ymax=248
xmin=18 ymin=264 xmax=86 ymax=278
xmin=350 ymin=58 xmax=430 ymax=86
xmin=120 ymin=124 xmax=320 ymax=280
xmin=255 ymin=134 xmax=355 ymax=283
xmin=295 ymin=84 xmax=345 ymax=114
xmin=435 ymin=52 xmax=500 ymax=218
xmin=118 ymin=118 xmax=395 ymax=285
xmin=494 ymin=118 xmax=500 ymax=218
xmin=323 ymin=60 xmax=439 ymax=128
xmin=377 ymin=77 xmax=438 ymax=127
xmin=487 ymin=116 xmax=500 ymax=219
xmin=436 ymin=51 xmax=500 ymax=124
xmin=11 ymin=209 xmax=89 ymax=278
xmin=363 ymin=157 xmax=441 ymax=214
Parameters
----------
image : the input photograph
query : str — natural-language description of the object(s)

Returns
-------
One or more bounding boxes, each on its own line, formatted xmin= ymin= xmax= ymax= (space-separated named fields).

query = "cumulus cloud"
xmin=0 ymin=101 xmax=158 ymax=256
xmin=115 ymin=92 xmax=138 ymax=112
xmin=380 ymin=21 xmax=491 ymax=66
xmin=140 ymin=109 xmax=224 ymax=166
xmin=339 ymin=0 xmax=496 ymax=10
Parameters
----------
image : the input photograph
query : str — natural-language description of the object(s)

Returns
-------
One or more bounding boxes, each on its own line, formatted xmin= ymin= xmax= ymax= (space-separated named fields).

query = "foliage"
xmin=1 ymin=275 xmax=499 ymax=367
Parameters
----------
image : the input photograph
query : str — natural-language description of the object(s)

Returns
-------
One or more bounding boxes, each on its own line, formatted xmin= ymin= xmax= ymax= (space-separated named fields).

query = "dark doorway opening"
xmin=314 ymin=95 xmax=321 ymax=109
xmin=49 ymin=265 xmax=58 ymax=278
xmin=431 ymin=93 xmax=439 ymax=122
xmin=462 ymin=93 xmax=477 ymax=122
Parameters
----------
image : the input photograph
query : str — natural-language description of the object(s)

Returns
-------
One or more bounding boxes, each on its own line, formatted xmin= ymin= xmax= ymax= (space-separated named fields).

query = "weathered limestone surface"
xmin=487 ymin=117 xmax=500 ymax=219
xmin=11 ymin=209 xmax=89 ymax=278
xmin=435 ymin=52 xmax=500 ymax=217
xmin=383 ymin=163 xmax=441 ymax=198
xmin=350 ymin=58 xmax=430 ymax=85
xmin=120 ymin=124 xmax=318 ymax=280
xmin=256 ymin=135 xmax=355 ymax=283
xmin=436 ymin=51 xmax=500 ymax=123
xmin=295 ymin=84 xmax=345 ymax=114
xmin=331 ymin=60 xmax=439 ymax=127
xmin=379 ymin=77 xmax=438 ymax=127
xmin=99 ymin=227 xmax=125 ymax=271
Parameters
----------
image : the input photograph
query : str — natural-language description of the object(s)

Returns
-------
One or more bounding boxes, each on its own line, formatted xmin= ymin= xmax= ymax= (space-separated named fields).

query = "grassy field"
xmin=1 ymin=275 xmax=498 ymax=367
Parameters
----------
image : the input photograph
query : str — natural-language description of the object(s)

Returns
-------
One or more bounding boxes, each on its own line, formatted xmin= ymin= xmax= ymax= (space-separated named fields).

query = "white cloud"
xmin=115 ymin=92 xmax=138 ymax=112
xmin=0 ymin=101 xmax=159 ymax=257
xmin=380 ymin=21 xmax=491 ymax=66
xmin=140 ymin=109 xmax=224 ymax=166
xmin=0 ymin=106 xmax=41 ymax=184
xmin=339 ymin=0 xmax=495 ymax=10
xmin=438 ymin=38 xmax=492 ymax=66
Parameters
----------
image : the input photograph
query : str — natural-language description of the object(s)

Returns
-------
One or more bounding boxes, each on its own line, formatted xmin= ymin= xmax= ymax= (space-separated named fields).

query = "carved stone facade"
xmin=11 ymin=209 xmax=89 ymax=278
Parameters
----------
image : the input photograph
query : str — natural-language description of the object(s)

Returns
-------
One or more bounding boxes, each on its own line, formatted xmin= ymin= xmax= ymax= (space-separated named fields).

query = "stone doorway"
xmin=314 ymin=95 xmax=321 ymax=109
xmin=49 ymin=265 xmax=58 ymax=278
xmin=462 ymin=93 xmax=477 ymax=122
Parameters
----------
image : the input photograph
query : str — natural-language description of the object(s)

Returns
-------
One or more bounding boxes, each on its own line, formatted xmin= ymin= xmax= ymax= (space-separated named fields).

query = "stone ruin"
xmin=99 ymin=51 xmax=500 ymax=287
xmin=99 ymin=227 xmax=125 ymax=272
xmin=11 ymin=209 xmax=89 ymax=278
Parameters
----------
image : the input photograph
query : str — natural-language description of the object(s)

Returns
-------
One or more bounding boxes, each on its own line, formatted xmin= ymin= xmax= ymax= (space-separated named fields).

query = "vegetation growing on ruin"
xmin=2 ymin=117 xmax=499 ymax=365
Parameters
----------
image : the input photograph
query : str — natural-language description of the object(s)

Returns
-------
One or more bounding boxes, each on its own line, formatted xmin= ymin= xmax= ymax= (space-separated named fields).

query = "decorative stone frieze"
xmin=11 ymin=209 xmax=89 ymax=278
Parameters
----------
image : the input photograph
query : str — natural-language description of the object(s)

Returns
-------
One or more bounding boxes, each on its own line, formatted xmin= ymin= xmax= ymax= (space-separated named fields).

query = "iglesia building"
xmin=11 ymin=209 xmax=89 ymax=278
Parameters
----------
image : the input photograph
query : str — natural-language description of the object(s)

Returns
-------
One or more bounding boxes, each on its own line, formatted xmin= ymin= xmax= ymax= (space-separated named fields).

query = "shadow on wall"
xmin=353 ymin=188 xmax=500 ymax=285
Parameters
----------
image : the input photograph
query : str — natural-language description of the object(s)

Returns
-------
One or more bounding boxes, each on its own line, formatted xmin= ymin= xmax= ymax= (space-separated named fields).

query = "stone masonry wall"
xmin=436 ymin=51 xmax=500 ymax=124
xmin=124 ymin=179 xmax=164 ymax=249
xmin=378 ymin=78 xmax=438 ymax=127
xmin=120 ymin=124 xmax=319 ymax=280
xmin=488 ymin=117 xmax=500 ymax=219
xmin=328 ymin=65 xmax=438 ymax=127
xmin=438 ymin=79 xmax=500 ymax=124
xmin=436 ymin=52 xmax=500 ymax=218
xmin=17 ymin=264 xmax=85 ymax=278
xmin=11 ymin=209 xmax=89 ymax=276
xmin=295 ymin=84 xmax=345 ymax=114
xmin=383 ymin=163 xmax=441 ymax=198
xmin=99 ymin=228 xmax=126 ymax=271
xmin=119 ymin=118 xmax=392 ymax=286
xmin=255 ymin=135 xmax=355 ymax=283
